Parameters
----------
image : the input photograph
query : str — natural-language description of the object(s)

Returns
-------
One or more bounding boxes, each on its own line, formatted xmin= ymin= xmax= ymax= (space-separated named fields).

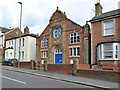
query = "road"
xmin=1 ymin=68 xmax=93 ymax=88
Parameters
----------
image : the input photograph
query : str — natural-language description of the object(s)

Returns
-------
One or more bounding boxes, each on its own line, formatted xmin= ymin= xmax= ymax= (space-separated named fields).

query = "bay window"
xmin=98 ymin=43 xmax=119 ymax=60
xmin=103 ymin=44 xmax=113 ymax=59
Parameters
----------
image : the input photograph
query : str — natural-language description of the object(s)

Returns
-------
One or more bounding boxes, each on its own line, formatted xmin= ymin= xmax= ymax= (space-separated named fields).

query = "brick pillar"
xmin=36 ymin=38 xmax=40 ymax=70
xmin=36 ymin=60 xmax=40 ymax=70
xmin=73 ymin=59 xmax=78 ymax=76
xmin=13 ymin=60 xmax=17 ymax=67
xmin=31 ymin=60 xmax=35 ymax=70
xmin=44 ymin=60 xmax=49 ymax=71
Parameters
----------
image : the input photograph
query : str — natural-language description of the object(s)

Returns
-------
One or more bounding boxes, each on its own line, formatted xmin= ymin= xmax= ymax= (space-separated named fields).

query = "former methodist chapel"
xmin=36 ymin=7 xmax=91 ymax=65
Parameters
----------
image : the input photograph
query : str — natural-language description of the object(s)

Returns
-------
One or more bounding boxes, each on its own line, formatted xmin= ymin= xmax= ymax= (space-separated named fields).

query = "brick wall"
xmin=5 ymin=28 xmax=23 ymax=40
xmin=13 ymin=61 xmax=32 ymax=69
xmin=77 ymin=69 xmax=120 ymax=82
xmin=99 ymin=60 xmax=120 ymax=70
xmin=20 ymin=62 xmax=31 ymax=69
xmin=77 ymin=64 xmax=90 ymax=69
xmin=47 ymin=64 xmax=73 ymax=74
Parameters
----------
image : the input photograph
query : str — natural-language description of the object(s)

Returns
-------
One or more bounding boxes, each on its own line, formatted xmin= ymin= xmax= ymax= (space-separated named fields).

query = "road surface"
xmin=1 ymin=69 xmax=93 ymax=88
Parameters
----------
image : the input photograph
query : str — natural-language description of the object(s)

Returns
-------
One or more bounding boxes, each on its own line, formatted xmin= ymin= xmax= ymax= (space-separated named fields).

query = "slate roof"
xmin=5 ymin=33 xmax=37 ymax=41
xmin=0 ymin=27 xmax=12 ymax=34
xmin=90 ymin=9 xmax=120 ymax=23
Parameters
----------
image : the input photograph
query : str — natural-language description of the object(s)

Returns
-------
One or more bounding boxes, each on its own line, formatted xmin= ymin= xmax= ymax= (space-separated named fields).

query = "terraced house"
xmin=90 ymin=1 xmax=120 ymax=70
xmin=37 ymin=7 xmax=91 ymax=65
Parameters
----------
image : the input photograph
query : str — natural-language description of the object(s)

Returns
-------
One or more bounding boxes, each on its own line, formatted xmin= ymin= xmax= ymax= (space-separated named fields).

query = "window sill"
xmin=70 ymin=43 xmax=80 ymax=45
xmin=41 ymin=47 xmax=48 ymax=49
xmin=41 ymin=57 xmax=47 ymax=59
xmin=103 ymin=34 xmax=114 ymax=37
xmin=69 ymin=56 xmax=80 ymax=58
xmin=98 ymin=59 xmax=119 ymax=61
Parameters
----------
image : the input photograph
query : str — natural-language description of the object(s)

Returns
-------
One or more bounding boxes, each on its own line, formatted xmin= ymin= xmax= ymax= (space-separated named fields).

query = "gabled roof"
xmin=90 ymin=9 xmax=120 ymax=23
xmin=49 ymin=7 xmax=67 ymax=22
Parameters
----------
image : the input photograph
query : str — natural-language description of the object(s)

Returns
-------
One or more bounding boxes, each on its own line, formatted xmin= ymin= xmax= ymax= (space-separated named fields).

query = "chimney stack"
xmin=24 ymin=26 xmax=29 ymax=35
xmin=95 ymin=0 xmax=103 ymax=16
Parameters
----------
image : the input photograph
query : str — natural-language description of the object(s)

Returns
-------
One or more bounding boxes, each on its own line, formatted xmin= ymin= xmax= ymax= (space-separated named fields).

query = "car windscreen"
xmin=5 ymin=59 xmax=10 ymax=61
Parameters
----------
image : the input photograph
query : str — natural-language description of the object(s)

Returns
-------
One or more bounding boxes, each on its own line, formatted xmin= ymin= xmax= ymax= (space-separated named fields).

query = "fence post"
xmin=44 ymin=60 xmax=49 ymax=71
xmin=73 ymin=59 xmax=78 ymax=76
xmin=31 ymin=60 xmax=35 ymax=70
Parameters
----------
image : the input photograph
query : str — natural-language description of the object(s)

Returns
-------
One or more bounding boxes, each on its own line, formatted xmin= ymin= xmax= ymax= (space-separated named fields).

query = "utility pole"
xmin=18 ymin=1 xmax=22 ymax=68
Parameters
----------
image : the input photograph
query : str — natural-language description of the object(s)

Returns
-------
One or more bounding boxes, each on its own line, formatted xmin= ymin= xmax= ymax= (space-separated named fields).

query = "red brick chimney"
xmin=24 ymin=26 xmax=29 ymax=34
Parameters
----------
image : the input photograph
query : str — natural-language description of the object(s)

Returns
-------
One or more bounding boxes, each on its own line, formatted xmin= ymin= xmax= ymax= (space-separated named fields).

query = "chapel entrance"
xmin=55 ymin=48 xmax=62 ymax=64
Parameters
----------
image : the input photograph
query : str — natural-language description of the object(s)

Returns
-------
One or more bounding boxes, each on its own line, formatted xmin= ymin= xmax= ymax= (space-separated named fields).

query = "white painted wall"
xmin=5 ymin=35 xmax=36 ymax=62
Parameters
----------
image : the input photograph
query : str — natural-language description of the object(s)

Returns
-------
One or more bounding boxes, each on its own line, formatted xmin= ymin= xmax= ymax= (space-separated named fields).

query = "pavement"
xmin=1 ymin=65 xmax=120 ymax=89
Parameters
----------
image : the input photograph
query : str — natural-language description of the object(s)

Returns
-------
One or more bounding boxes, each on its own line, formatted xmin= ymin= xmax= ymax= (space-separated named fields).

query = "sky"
xmin=0 ymin=0 xmax=119 ymax=35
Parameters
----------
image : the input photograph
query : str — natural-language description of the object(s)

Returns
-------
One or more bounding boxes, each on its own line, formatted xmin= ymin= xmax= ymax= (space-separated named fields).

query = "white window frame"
xmin=98 ymin=43 xmax=119 ymax=60
xmin=41 ymin=51 xmax=47 ymax=58
xmin=70 ymin=32 xmax=80 ymax=44
xmin=23 ymin=38 xmax=24 ymax=46
xmin=69 ymin=47 xmax=80 ymax=57
xmin=41 ymin=38 xmax=48 ymax=48
xmin=70 ymin=48 xmax=72 ymax=56
xmin=11 ymin=40 xmax=13 ymax=47
xmin=22 ymin=51 xmax=24 ymax=60
xmin=103 ymin=20 xmax=114 ymax=36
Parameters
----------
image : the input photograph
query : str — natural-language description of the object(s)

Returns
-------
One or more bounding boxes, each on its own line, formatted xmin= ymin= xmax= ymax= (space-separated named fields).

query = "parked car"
xmin=2 ymin=59 xmax=17 ymax=66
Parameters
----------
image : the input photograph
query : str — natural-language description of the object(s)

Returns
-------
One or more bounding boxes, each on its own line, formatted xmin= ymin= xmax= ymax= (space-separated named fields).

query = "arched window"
xmin=55 ymin=48 xmax=62 ymax=54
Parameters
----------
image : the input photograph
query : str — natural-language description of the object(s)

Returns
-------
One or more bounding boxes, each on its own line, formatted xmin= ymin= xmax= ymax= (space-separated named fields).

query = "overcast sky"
xmin=0 ymin=0 xmax=119 ymax=35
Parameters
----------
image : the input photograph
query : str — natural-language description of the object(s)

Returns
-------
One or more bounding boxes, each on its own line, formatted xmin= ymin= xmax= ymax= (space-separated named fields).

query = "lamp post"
xmin=18 ymin=1 xmax=22 ymax=68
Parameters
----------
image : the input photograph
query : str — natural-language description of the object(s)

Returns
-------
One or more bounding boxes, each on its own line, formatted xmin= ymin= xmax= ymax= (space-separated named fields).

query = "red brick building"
xmin=37 ymin=7 xmax=91 ymax=65
xmin=0 ymin=27 xmax=22 ymax=60
xmin=90 ymin=1 xmax=120 ymax=70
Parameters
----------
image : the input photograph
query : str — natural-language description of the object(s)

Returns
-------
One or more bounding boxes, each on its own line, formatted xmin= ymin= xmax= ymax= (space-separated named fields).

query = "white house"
xmin=5 ymin=34 xmax=37 ymax=62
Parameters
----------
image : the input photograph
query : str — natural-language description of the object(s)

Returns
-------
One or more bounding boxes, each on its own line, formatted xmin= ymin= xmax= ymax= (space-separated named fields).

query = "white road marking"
xmin=0 ymin=75 xmax=26 ymax=84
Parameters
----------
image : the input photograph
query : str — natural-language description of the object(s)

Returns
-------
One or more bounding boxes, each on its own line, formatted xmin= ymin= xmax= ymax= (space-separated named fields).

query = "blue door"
xmin=55 ymin=54 xmax=62 ymax=64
